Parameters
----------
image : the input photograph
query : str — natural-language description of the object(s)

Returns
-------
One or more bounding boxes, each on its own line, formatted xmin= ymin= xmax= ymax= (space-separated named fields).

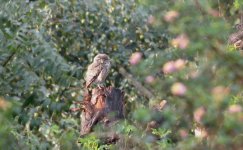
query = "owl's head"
xmin=93 ymin=54 xmax=110 ymax=63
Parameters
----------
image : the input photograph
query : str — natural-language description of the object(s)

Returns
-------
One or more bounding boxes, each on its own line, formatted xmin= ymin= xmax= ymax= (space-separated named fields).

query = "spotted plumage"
xmin=85 ymin=54 xmax=111 ymax=88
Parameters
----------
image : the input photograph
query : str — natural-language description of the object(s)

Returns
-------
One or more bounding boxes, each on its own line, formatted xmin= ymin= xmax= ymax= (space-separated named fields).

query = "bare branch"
xmin=2 ymin=52 xmax=16 ymax=67
xmin=119 ymin=67 xmax=154 ymax=99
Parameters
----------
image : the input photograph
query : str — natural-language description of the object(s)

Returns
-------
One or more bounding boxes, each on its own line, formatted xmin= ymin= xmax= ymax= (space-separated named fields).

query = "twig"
xmin=193 ymin=0 xmax=206 ymax=16
xmin=240 ymin=11 xmax=243 ymax=24
xmin=70 ymin=107 xmax=81 ymax=112
xmin=119 ymin=67 xmax=154 ymax=99
xmin=2 ymin=51 xmax=16 ymax=67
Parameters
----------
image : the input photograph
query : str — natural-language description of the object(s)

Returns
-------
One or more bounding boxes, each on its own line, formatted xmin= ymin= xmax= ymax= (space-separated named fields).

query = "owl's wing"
xmin=97 ymin=66 xmax=109 ymax=82
xmin=85 ymin=63 xmax=103 ymax=88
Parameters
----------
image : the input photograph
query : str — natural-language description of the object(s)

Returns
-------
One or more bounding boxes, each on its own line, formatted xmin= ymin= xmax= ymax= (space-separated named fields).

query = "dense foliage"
xmin=0 ymin=0 xmax=243 ymax=149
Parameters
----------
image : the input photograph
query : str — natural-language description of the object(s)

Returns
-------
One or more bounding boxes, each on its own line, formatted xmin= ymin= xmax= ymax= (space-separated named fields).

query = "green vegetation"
xmin=0 ymin=0 xmax=243 ymax=149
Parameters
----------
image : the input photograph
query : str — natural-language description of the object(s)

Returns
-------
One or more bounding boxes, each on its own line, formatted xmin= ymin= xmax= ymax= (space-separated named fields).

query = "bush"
xmin=0 ymin=0 xmax=243 ymax=149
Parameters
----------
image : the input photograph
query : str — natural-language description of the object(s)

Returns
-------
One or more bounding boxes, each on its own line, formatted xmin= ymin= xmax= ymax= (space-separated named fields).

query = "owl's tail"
xmin=85 ymin=75 xmax=98 ymax=88
xmin=85 ymin=81 xmax=91 ymax=88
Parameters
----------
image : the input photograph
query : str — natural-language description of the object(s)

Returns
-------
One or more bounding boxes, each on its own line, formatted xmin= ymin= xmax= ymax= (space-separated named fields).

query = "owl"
xmin=228 ymin=30 xmax=243 ymax=49
xmin=85 ymin=54 xmax=111 ymax=89
xmin=235 ymin=23 xmax=243 ymax=31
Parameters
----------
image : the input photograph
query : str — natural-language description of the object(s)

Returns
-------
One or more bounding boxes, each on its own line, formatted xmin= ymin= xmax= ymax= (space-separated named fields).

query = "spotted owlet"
xmin=85 ymin=54 xmax=111 ymax=88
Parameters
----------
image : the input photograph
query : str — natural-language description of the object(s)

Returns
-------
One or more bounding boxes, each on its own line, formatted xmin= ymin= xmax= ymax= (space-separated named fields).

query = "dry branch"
xmin=119 ymin=67 xmax=154 ymax=99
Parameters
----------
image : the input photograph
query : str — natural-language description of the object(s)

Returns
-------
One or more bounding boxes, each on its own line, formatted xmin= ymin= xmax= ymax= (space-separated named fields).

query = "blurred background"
xmin=0 ymin=0 xmax=243 ymax=149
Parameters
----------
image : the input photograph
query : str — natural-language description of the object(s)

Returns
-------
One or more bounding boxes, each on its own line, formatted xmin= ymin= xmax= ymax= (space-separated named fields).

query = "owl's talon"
xmin=97 ymin=85 xmax=102 ymax=89
xmin=104 ymin=89 xmax=110 ymax=97
xmin=97 ymin=84 xmax=106 ymax=90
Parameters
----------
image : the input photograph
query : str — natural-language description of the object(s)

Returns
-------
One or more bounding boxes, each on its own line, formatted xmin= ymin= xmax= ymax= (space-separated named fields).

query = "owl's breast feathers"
xmin=97 ymin=64 xmax=110 ymax=82
xmin=85 ymin=62 xmax=103 ymax=88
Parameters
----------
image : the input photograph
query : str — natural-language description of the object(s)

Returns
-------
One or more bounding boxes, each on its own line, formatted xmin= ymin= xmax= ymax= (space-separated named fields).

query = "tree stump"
xmin=80 ymin=86 xmax=124 ymax=137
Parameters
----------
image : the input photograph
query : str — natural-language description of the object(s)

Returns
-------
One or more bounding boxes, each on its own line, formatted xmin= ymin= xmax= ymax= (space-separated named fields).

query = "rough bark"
xmin=79 ymin=86 xmax=124 ymax=137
